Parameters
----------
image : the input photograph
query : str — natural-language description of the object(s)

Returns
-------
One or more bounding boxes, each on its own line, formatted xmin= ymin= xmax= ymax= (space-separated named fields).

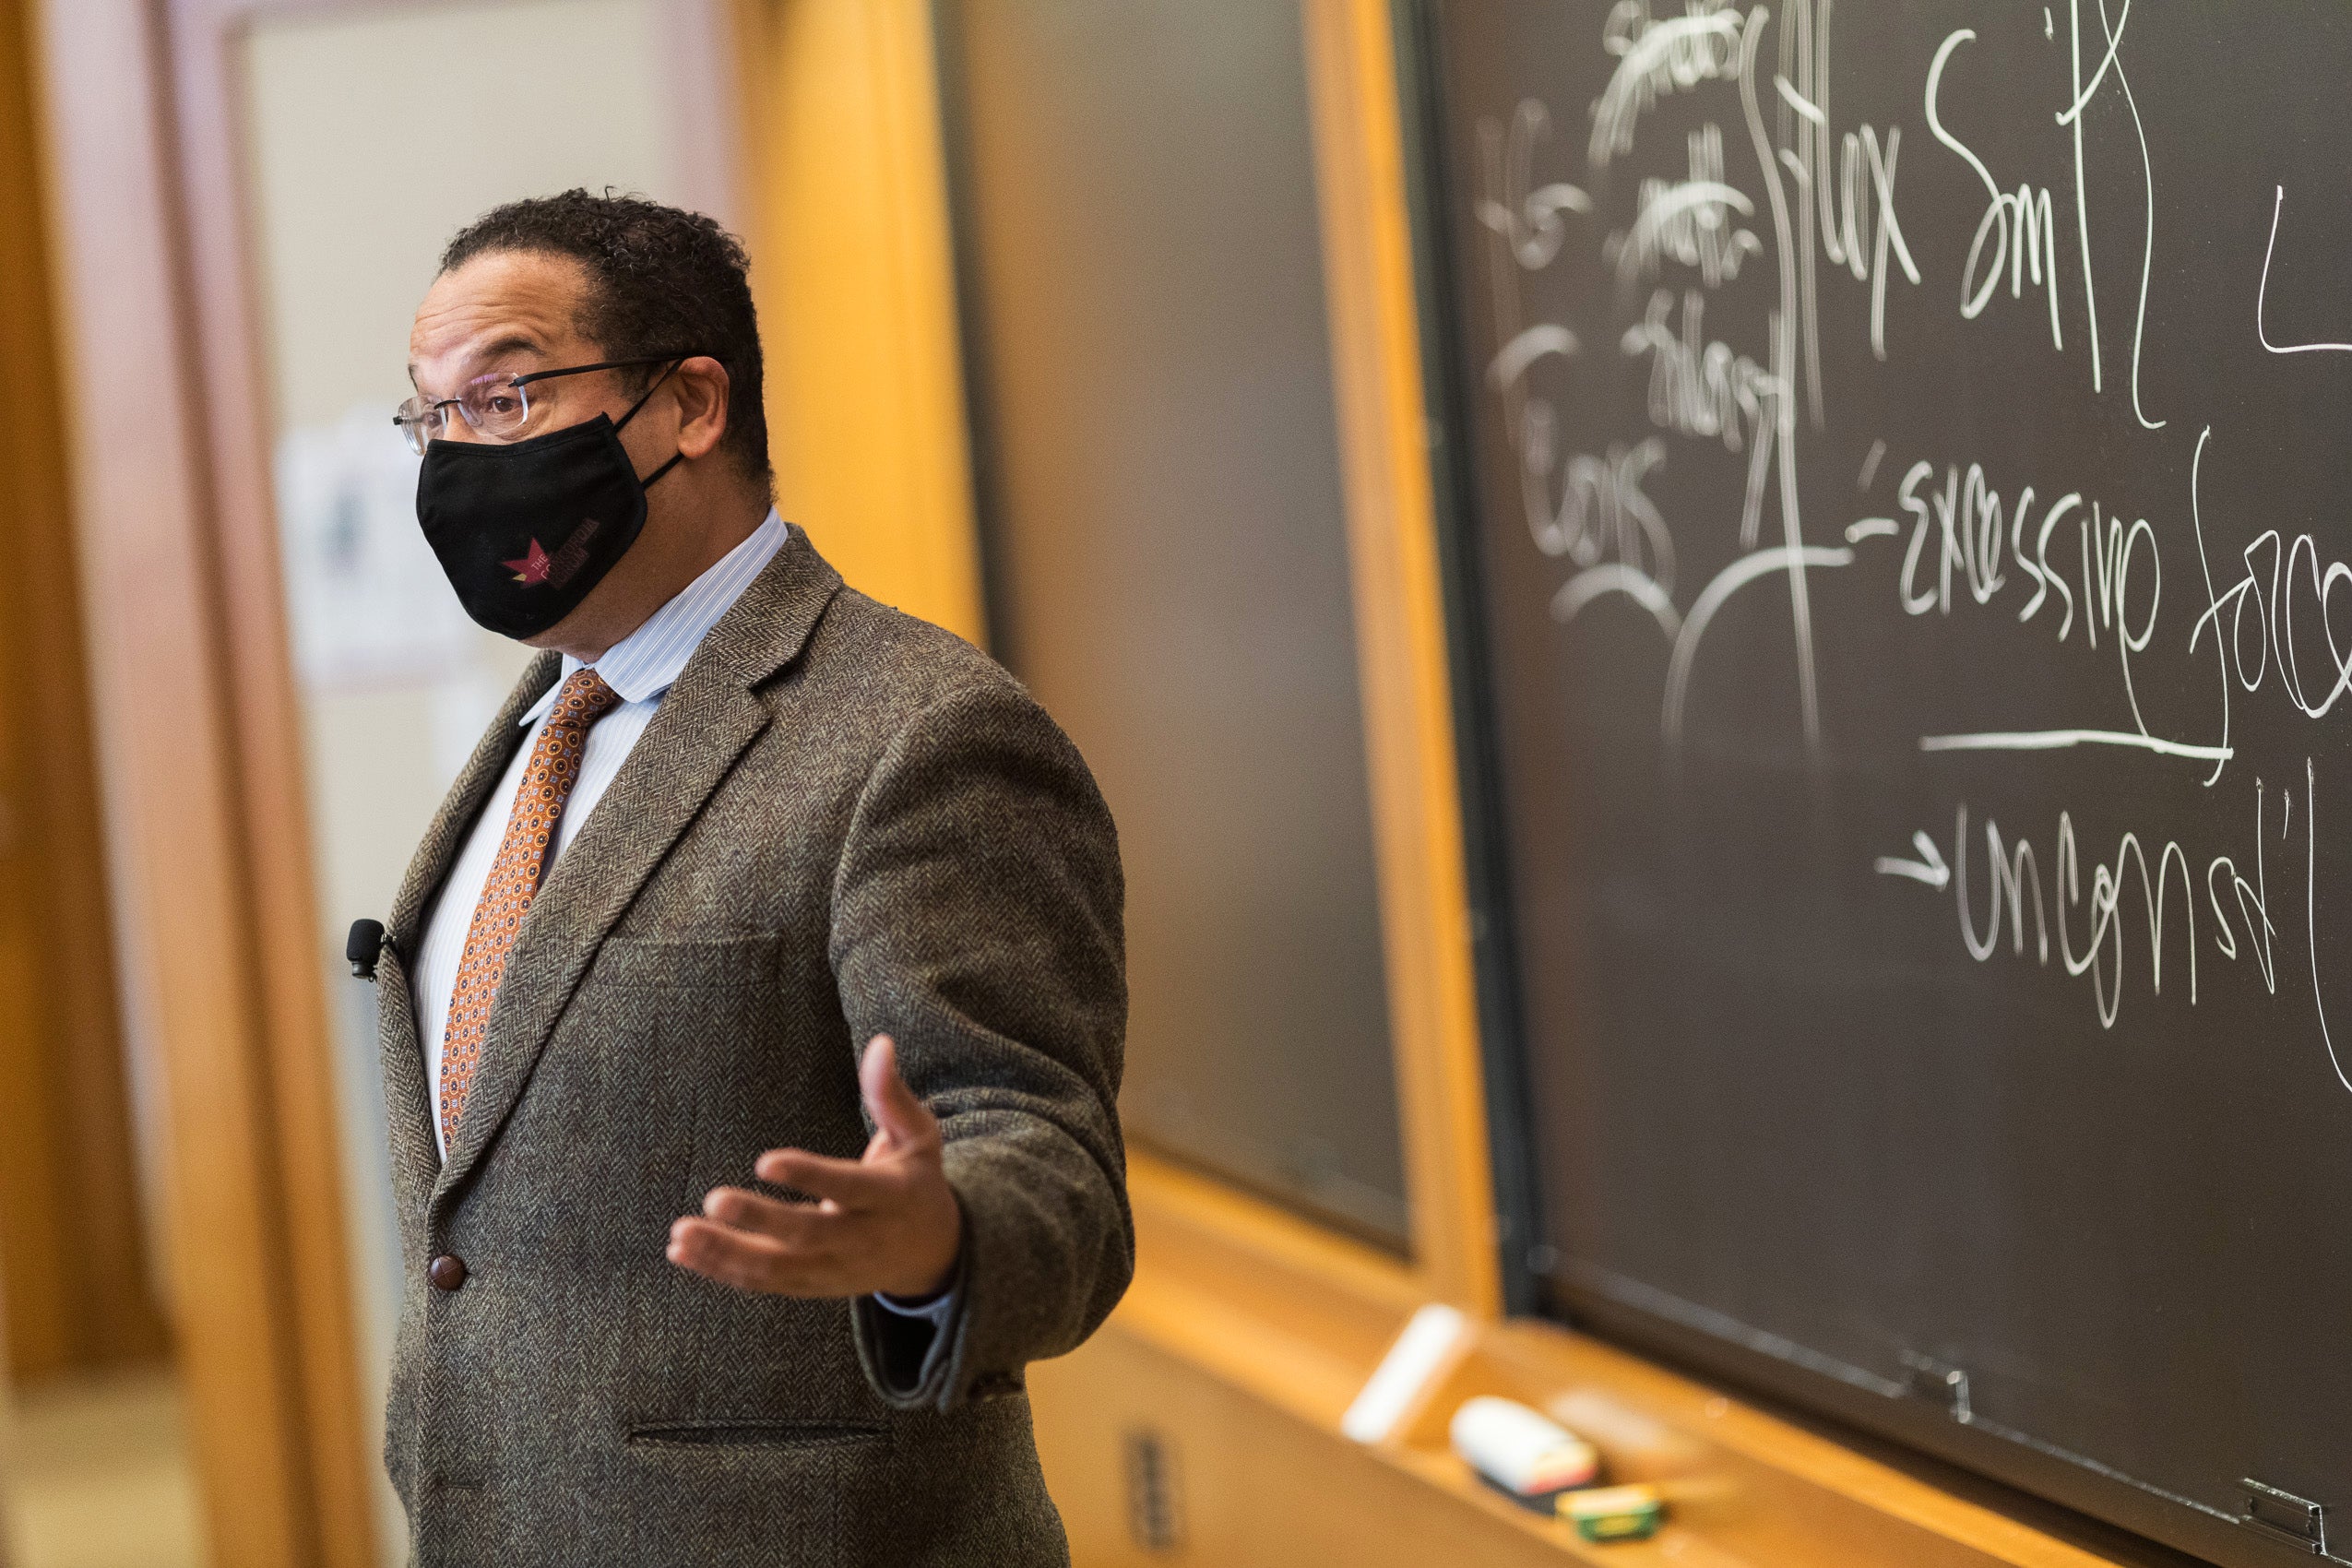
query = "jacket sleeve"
xmin=829 ymin=679 xmax=1131 ymax=1410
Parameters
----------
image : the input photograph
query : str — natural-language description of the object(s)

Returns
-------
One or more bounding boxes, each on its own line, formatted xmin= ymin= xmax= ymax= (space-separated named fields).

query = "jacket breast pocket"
xmin=591 ymin=931 xmax=786 ymax=992
xmin=576 ymin=932 xmax=804 ymax=1117
xmin=511 ymin=933 xmax=794 ymax=1265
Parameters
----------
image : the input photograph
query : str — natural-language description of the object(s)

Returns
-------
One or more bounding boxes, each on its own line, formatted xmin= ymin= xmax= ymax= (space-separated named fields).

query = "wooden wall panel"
xmin=0 ymin=0 xmax=169 ymax=1384
xmin=1034 ymin=1326 xmax=1575 ymax=1568
xmin=738 ymin=0 xmax=985 ymax=643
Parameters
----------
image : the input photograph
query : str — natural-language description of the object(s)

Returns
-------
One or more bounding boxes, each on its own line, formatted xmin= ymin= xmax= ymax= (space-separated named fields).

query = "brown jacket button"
xmin=429 ymin=1254 xmax=468 ymax=1291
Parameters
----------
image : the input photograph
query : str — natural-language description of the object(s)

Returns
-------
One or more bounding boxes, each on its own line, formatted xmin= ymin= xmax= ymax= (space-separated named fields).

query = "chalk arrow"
xmin=1874 ymin=830 xmax=1950 ymax=890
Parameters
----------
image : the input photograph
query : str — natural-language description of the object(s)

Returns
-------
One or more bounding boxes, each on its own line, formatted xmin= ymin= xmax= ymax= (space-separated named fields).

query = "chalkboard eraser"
xmin=1562 ymin=1483 xmax=1665 ymax=1543
xmin=1449 ymin=1396 xmax=1599 ymax=1504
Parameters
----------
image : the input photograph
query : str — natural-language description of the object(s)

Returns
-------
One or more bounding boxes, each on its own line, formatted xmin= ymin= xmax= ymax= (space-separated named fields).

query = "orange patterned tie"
xmin=438 ymin=667 xmax=622 ymax=1148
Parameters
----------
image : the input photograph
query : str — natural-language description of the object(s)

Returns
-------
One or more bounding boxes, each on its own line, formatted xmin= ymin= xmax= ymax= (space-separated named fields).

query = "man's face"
xmin=408 ymin=248 xmax=702 ymax=652
xmin=407 ymin=250 xmax=655 ymax=452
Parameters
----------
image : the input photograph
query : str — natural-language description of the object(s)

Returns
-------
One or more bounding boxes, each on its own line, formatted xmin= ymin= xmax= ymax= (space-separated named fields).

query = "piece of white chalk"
xmin=1341 ymin=1303 xmax=1472 ymax=1444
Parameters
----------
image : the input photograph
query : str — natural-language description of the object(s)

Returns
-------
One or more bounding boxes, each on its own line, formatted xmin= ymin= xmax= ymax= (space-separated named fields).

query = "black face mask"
xmin=415 ymin=374 xmax=684 ymax=638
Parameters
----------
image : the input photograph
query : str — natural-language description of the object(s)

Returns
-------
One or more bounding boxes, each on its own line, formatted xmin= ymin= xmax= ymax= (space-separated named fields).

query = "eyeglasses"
xmin=392 ymin=355 xmax=696 ymax=456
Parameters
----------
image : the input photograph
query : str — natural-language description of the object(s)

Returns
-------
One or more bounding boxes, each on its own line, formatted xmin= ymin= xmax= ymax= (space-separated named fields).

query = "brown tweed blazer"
xmin=374 ymin=529 xmax=1129 ymax=1566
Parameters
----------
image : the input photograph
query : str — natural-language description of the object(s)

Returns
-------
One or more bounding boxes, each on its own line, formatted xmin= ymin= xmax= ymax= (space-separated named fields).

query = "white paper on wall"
xmin=274 ymin=405 xmax=477 ymax=690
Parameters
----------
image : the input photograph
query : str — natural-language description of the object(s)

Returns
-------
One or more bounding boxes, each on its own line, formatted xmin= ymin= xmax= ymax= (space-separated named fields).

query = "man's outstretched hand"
xmin=667 ymin=1035 xmax=963 ymax=1301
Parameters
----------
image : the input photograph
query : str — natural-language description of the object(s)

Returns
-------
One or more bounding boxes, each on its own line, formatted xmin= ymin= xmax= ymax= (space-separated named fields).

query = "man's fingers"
xmin=674 ymin=1039 xmax=955 ymax=1301
xmin=753 ymin=1148 xmax=895 ymax=1207
xmin=860 ymin=1034 xmax=937 ymax=1152
xmin=699 ymin=1184 xmax=829 ymax=1243
xmin=667 ymin=1216 xmax=843 ymax=1295
xmin=666 ymin=1217 xmax=796 ymax=1291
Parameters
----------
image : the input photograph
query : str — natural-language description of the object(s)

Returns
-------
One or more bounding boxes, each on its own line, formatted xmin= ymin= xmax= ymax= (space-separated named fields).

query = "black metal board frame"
xmin=1394 ymin=3 xmax=2351 ymax=1565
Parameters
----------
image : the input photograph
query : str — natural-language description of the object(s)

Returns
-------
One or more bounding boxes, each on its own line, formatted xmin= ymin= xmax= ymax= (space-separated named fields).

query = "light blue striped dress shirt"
xmin=410 ymin=506 xmax=953 ymax=1330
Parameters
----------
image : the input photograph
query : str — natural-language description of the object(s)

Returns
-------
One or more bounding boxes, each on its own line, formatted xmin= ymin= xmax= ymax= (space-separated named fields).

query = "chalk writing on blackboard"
xmin=1473 ymin=0 xmax=2352 ymax=1087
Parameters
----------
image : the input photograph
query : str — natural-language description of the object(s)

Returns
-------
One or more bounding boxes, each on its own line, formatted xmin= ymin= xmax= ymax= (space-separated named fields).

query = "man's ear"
xmin=673 ymin=355 xmax=731 ymax=460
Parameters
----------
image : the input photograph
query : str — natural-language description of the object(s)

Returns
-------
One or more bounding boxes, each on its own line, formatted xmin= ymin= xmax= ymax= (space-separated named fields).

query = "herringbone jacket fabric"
xmin=375 ymin=529 xmax=1130 ymax=1566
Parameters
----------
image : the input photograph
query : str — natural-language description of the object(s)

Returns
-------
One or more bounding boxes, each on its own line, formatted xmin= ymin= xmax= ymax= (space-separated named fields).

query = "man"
xmin=373 ymin=190 xmax=1129 ymax=1565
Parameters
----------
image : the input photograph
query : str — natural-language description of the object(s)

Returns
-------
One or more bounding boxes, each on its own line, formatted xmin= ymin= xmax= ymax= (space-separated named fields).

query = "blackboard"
xmin=938 ymin=0 xmax=1411 ymax=1246
xmin=1421 ymin=3 xmax=2352 ymax=1562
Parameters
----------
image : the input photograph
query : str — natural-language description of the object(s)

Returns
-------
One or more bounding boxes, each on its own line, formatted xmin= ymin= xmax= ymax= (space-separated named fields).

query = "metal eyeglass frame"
xmin=393 ymin=353 xmax=700 ymax=454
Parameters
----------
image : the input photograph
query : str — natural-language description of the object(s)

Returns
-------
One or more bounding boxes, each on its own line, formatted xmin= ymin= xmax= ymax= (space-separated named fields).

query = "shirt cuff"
xmin=871 ymin=1288 xmax=958 ymax=1326
xmin=865 ymin=1288 xmax=958 ymax=1396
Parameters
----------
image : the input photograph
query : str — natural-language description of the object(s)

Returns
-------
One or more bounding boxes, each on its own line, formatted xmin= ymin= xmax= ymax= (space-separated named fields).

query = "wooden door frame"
xmin=0 ymin=0 xmax=169 ymax=1387
xmin=33 ymin=1 xmax=743 ymax=1563
xmin=35 ymin=0 xmax=339 ymax=1560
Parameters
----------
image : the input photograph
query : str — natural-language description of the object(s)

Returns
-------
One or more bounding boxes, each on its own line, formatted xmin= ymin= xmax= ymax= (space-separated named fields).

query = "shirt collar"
xmin=519 ymin=506 xmax=790 ymax=726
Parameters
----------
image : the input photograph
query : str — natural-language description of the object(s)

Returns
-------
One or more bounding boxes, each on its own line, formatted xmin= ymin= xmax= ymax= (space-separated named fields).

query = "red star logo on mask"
xmin=503 ymin=539 xmax=553 ymax=585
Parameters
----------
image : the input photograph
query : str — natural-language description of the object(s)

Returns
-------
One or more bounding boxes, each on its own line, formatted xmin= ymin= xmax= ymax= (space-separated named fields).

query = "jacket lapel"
xmin=379 ymin=649 xmax=561 ymax=1195
xmin=431 ymin=530 xmax=844 ymax=1209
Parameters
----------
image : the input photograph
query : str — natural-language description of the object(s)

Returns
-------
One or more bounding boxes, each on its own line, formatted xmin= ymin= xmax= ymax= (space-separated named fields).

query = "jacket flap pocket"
xmin=625 ymin=1417 xmax=886 ymax=1450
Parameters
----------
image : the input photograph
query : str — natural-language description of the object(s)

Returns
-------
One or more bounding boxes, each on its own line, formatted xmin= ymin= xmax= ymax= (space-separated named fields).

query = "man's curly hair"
xmin=441 ymin=189 xmax=770 ymax=486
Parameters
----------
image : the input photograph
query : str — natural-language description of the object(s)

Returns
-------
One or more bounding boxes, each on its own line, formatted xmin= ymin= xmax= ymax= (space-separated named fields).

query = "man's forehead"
xmin=408 ymin=251 xmax=588 ymax=382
